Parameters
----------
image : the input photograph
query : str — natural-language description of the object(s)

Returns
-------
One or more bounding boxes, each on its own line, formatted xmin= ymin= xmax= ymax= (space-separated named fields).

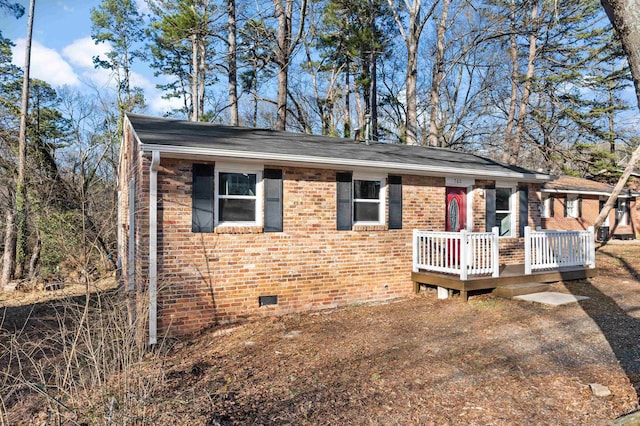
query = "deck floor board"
xmin=412 ymin=264 xmax=597 ymax=295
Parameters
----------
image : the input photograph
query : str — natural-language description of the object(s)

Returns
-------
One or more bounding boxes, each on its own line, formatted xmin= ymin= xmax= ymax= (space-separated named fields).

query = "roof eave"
xmin=140 ymin=143 xmax=553 ymax=182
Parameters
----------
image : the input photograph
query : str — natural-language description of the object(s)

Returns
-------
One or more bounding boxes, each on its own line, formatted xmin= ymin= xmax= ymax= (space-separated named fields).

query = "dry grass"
xmin=2 ymin=243 xmax=640 ymax=424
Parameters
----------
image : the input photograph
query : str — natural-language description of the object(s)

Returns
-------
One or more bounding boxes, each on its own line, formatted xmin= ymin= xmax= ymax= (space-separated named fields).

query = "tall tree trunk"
xmin=502 ymin=0 xmax=519 ymax=163
xmin=594 ymin=0 xmax=640 ymax=231
xmin=191 ymin=33 xmax=199 ymax=121
xmin=507 ymin=2 xmax=538 ymax=165
xmin=369 ymin=0 xmax=378 ymax=141
xmin=28 ymin=234 xmax=41 ymax=281
xmin=274 ymin=0 xmax=291 ymax=130
xmin=428 ymin=0 xmax=450 ymax=147
xmin=405 ymin=37 xmax=419 ymax=145
xmin=198 ymin=37 xmax=206 ymax=118
xmin=228 ymin=0 xmax=238 ymax=126
xmin=252 ymin=65 xmax=258 ymax=127
xmin=14 ymin=0 xmax=36 ymax=279
xmin=1 ymin=208 xmax=16 ymax=286
xmin=344 ymin=60 xmax=351 ymax=138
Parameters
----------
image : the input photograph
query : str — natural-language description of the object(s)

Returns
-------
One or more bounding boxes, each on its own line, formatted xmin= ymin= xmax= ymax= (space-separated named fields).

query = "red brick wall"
xmin=152 ymin=160 xmax=448 ymax=335
xmin=124 ymin=154 xmax=545 ymax=336
xmin=541 ymin=194 xmax=638 ymax=237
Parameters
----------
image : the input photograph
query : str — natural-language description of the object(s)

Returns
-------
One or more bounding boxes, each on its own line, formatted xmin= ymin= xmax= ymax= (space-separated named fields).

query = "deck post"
xmin=412 ymin=229 xmax=419 ymax=272
xmin=492 ymin=227 xmax=499 ymax=277
xmin=524 ymin=226 xmax=532 ymax=275
xmin=460 ymin=230 xmax=468 ymax=280
xmin=587 ymin=226 xmax=596 ymax=268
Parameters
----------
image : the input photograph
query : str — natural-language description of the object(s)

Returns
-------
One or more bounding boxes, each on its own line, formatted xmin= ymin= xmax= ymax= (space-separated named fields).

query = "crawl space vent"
xmin=259 ymin=295 xmax=278 ymax=307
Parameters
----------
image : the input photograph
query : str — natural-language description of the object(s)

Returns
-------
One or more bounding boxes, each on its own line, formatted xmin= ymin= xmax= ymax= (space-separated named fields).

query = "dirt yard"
xmin=3 ymin=242 xmax=640 ymax=424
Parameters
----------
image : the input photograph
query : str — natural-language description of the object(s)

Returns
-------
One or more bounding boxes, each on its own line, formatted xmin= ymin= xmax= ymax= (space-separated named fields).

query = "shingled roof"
xmin=542 ymin=175 xmax=639 ymax=197
xmin=126 ymin=113 xmax=552 ymax=182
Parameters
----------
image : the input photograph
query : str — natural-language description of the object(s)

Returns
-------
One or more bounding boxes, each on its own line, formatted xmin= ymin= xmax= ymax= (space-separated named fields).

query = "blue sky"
xmin=1 ymin=0 xmax=176 ymax=113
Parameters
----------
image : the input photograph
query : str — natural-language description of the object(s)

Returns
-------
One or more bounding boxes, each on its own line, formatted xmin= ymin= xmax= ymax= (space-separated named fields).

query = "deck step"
xmin=493 ymin=282 xmax=551 ymax=299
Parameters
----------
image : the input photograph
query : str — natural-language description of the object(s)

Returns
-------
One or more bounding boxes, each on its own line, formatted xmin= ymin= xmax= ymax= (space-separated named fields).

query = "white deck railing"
xmin=413 ymin=228 xmax=500 ymax=280
xmin=524 ymin=226 xmax=596 ymax=274
xmin=413 ymin=226 xmax=596 ymax=279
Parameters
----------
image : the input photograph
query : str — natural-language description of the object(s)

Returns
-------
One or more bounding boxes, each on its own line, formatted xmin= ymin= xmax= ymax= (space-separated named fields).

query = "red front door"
xmin=446 ymin=187 xmax=466 ymax=232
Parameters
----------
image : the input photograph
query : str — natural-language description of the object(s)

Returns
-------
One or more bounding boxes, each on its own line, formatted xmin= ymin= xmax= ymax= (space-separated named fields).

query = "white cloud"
xmin=11 ymin=38 xmax=80 ymax=87
xmin=148 ymin=91 xmax=185 ymax=115
xmin=136 ymin=0 xmax=151 ymax=15
xmin=58 ymin=2 xmax=74 ymax=12
xmin=62 ymin=37 xmax=110 ymax=70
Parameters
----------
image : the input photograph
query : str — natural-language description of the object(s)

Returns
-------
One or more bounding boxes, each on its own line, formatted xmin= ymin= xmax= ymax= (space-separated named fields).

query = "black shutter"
xmin=336 ymin=172 xmax=352 ymax=230
xmin=388 ymin=175 xmax=402 ymax=229
xmin=518 ymin=185 xmax=529 ymax=237
xmin=626 ymin=199 xmax=631 ymax=225
xmin=192 ymin=164 xmax=214 ymax=232
xmin=485 ymin=185 xmax=496 ymax=232
xmin=264 ymin=168 xmax=283 ymax=232
xmin=549 ymin=196 xmax=555 ymax=217
xmin=564 ymin=197 xmax=568 ymax=217
xmin=577 ymin=197 xmax=583 ymax=218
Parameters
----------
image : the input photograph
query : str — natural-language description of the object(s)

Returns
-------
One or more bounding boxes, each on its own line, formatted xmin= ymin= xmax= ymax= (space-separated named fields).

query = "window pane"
xmin=496 ymin=212 xmax=511 ymax=236
xmin=354 ymin=180 xmax=380 ymax=199
xmin=219 ymin=173 xmax=256 ymax=196
xmin=354 ymin=201 xmax=379 ymax=222
xmin=566 ymin=199 xmax=576 ymax=217
xmin=219 ymin=199 xmax=256 ymax=222
xmin=496 ymin=188 xmax=511 ymax=211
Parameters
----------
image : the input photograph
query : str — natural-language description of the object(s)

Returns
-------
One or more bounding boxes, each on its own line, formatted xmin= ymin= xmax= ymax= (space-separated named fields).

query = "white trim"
xmin=140 ymin=144 xmax=552 ymax=182
xmin=541 ymin=188 xmax=639 ymax=198
xmin=128 ymin=180 xmax=135 ymax=291
xmin=148 ymin=151 xmax=160 ymax=346
xmin=352 ymin=174 xmax=386 ymax=226
xmin=214 ymin=162 xmax=264 ymax=227
xmin=466 ymin=186 xmax=474 ymax=231
xmin=495 ymin=185 xmax=516 ymax=238
xmin=566 ymin=194 xmax=579 ymax=218
xmin=446 ymin=177 xmax=475 ymax=187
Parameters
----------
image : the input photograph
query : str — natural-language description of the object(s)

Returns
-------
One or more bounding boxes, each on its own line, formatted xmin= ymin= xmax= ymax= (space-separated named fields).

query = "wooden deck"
xmin=412 ymin=264 xmax=597 ymax=301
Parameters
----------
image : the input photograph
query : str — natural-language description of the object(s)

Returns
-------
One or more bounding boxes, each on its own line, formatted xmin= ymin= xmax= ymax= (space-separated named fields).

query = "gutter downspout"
xmin=149 ymin=151 xmax=160 ymax=345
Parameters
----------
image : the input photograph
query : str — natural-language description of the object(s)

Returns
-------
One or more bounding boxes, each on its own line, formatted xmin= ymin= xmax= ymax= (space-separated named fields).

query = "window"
xmin=353 ymin=179 xmax=384 ymax=224
xmin=541 ymin=194 xmax=553 ymax=218
xmin=215 ymin=167 xmax=263 ymax=226
xmin=495 ymin=187 xmax=514 ymax=236
xmin=566 ymin=195 xmax=579 ymax=218
xmin=616 ymin=199 xmax=629 ymax=225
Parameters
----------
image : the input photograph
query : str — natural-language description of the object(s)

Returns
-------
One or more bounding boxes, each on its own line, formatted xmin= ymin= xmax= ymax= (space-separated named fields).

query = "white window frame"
xmin=617 ymin=198 xmax=629 ymax=225
xmin=566 ymin=195 xmax=579 ymax=218
xmin=599 ymin=197 xmax=610 ymax=227
xmin=541 ymin=194 xmax=551 ymax=218
xmin=495 ymin=183 xmax=516 ymax=238
xmin=214 ymin=163 xmax=263 ymax=227
xmin=352 ymin=173 xmax=386 ymax=226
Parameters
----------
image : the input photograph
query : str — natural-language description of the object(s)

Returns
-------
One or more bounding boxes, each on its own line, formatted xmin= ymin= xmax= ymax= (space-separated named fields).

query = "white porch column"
xmin=492 ymin=227 xmax=500 ymax=277
xmin=524 ymin=226 xmax=532 ymax=275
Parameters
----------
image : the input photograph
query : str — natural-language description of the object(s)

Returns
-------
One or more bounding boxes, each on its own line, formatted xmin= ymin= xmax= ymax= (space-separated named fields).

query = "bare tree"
xmin=2 ymin=0 xmax=35 ymax=285
xmin=427 ymin=0 xmax=450 ymax=147
xmin=593 ymin=0 xmax=640 ymax=230
xmin=228 ymin=0 xmax=238 ymax=125
xmin=387 ymin=0 xmax=439 ymax=145
xmin=273 ymin=0 xmax=308 ymax=131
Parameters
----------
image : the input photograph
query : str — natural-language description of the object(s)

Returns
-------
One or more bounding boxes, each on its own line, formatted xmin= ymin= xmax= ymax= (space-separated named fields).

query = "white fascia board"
xmin=541 ymin=188 xmax=613 ymax=197
xmin=541 ymin=188 xmax=640 ymax=198
xmin=140 ymin=144 xmax=553 ymax=182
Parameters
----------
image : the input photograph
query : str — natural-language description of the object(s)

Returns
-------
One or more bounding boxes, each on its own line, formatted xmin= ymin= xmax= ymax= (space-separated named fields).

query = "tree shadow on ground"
xmin=565 ymin=260 xmax=640 ymax=401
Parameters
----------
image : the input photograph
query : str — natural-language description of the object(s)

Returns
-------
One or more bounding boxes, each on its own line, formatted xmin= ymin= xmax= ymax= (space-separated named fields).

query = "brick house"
xmin=541 ymin=175 xmax=639 ymax=240
xmin=119 ymin=114 xmax=582 ymax=342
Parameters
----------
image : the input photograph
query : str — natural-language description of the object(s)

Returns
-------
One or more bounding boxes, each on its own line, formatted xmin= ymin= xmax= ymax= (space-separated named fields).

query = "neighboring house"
xmin=119 ymin=114 xmax=590 ymax=342
xmin=541 ymin=175 xmax=639 ymax=240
